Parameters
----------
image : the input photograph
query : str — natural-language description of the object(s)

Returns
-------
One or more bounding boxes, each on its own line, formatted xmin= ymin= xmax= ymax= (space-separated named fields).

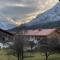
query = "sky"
xmin=0 ymin=0 xmax=59 ymax=30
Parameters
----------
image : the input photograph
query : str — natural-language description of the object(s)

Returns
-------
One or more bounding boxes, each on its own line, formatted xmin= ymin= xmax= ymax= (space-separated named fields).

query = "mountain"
xmin=9 ymin=19 xmax=60 ymax=33
xmin=0 ymin=16 xmax=16 ymax=30
xmin=9 ymin=2 xmax=60 ymax=32
xmin=24 ymin=20 xmax=60 ymax=29
xmin=25 ymin=2 xmax=60 ymax=27
xmin=0 ymin=22 xmax=16 ymax=30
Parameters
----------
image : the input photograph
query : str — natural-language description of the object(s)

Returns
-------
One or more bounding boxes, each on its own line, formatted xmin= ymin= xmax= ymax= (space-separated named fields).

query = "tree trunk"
xmin=30 ymin=45 xmax=33 ymax=56
xmin=17 ymin=52 xmax=20 ymax=60
xmin=21 ymin=51 xmax=23 ymax=60
xmin=31 ymin=45 xmax=32 ymax=52
xmin=21 ymin=45 xmax=24 ymax=60
xmin=45 ymin=52 xmax=48 ymax=60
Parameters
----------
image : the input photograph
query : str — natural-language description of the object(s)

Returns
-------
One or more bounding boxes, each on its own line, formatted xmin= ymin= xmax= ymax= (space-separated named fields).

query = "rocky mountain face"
xmin=25 ymin=2 xmax=60 ymax=28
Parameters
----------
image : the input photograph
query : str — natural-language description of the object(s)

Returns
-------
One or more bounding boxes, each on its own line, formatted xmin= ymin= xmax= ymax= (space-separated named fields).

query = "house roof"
xmin=0 ymin=29 xmax=13 ymax=36
xmin=22 ymin=29 xmax=56 ymax=36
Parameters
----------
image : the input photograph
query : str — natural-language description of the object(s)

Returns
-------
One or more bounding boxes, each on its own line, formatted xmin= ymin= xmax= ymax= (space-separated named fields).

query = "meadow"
xmin=0 ymin=49 xmax=60 ymax=60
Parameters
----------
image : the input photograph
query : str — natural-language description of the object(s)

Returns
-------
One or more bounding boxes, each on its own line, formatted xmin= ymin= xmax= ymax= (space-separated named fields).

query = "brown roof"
xmin=22 ymin=29 xmax=56 ymax=36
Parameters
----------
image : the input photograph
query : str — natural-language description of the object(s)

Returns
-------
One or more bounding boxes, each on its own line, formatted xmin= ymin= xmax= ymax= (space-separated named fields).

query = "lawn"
xmin=0 ymin=49 xmax=60 ymax=60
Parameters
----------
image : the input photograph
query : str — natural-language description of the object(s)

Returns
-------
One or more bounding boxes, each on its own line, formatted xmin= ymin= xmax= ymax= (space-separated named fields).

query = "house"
xmin=0 ymin=29 xmax=14 ymax=48
xmin=0 ymin=29 xmax=14 ymax=42
xmin=18 ymin=29 xmax=60 ymax=44
xmin=7 ymin=29 xmax=60 ymax=52
xmin=8 ymin=28 xmax=60 ymax=45
xmin=9 ymin=29 xmax=60 ymax=41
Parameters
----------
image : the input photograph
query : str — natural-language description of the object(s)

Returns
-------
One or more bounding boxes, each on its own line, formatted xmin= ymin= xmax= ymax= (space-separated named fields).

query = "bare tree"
xmin=38 ymin=37 xmax=58 ymax=60
xmin=10 ymin=35 xmax=26 ymax=60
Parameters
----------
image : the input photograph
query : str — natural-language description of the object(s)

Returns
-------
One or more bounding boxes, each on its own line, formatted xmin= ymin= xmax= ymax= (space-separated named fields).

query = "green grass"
xmin=0 ymin=49 xmax=60 ymax=60
xmin=0 ymin=49 xmax=17 ymax=60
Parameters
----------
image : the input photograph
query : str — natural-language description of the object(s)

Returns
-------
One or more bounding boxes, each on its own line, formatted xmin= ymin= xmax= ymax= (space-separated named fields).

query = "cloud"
xmin=0 ymin=0 xmax=48 ymax=16
xmin=0 ymin=0 xmax=47 ymax=9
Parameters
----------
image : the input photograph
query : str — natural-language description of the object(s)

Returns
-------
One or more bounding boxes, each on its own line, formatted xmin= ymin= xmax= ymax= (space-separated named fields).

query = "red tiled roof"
xmin=22 ymin=29 xmax=56 ymax=36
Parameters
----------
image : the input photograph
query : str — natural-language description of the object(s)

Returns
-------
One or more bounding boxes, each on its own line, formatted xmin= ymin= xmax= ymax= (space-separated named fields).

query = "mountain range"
xmin=0 ymin=16 xmax=16 ymax=30
xmin=9 ymin=2 xmax=60 ymax=32
xmin=24 ymin=2 xmax=60 ymax=29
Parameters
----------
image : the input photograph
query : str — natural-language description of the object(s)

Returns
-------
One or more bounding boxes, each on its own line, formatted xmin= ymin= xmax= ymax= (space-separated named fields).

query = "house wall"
xmin=0 ymin=30 xmax=13 ymax=42
xmin=31 ymin=31 xmax=60 ymax=45
xmin=47 ymin=31 xmax=60 ymax=44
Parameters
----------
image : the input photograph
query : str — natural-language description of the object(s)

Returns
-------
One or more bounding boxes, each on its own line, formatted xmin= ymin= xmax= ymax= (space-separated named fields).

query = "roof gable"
xmin=22 ymin=29 xmax=56 ymax=36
